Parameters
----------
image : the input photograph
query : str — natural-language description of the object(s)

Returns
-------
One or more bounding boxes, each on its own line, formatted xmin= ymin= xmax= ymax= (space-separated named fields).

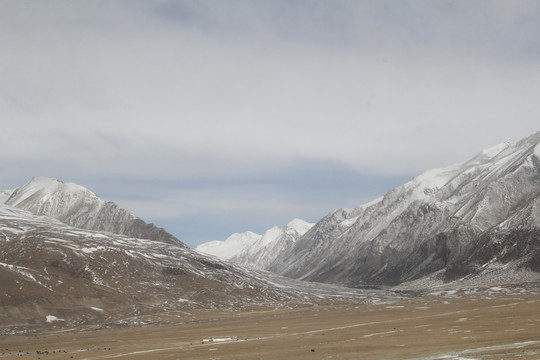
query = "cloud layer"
xmin=1 ymin=1 xmax=540 ymax=245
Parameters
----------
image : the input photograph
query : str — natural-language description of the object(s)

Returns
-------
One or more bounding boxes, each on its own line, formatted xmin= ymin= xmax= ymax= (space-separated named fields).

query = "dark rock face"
xmin=112 ymin=216 xmax=182 ymax=246
xmin=443 ymin=229 xmax=540 ymax=280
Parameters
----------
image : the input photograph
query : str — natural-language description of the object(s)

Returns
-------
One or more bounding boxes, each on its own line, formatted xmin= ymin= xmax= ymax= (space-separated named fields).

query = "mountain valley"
xmin=1 ymin=134 xmax=540 ymax=360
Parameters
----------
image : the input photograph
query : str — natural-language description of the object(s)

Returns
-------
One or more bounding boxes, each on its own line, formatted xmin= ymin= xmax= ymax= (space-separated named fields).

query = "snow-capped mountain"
xmin=201 ymin=132 xmax=540 ymax=288
xmin=273 ymin=132 xmax=540 ymax=287
xmin=197 ymin=219 xmax=314 ymax=270
xmin=3 ymin=177 xmax=183 ymax=246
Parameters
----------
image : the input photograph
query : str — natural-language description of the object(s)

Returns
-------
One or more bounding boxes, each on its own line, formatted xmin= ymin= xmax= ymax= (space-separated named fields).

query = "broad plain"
xmin=1 ymin=289 xmax=539 ymax=360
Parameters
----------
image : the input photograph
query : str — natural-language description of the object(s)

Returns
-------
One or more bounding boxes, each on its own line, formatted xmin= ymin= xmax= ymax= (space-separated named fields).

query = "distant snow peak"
xmin=196 ymin=219 xmax=315 ymax=269
xmin=196 ymin=231 xmax=262 ymax=260
xmin=286 ymin=218 xmax=313 ymax=235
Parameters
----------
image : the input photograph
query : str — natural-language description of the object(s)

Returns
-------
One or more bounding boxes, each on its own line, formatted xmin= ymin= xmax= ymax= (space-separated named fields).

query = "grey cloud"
xmin=1 ymin=0 xmax=540 ymax=245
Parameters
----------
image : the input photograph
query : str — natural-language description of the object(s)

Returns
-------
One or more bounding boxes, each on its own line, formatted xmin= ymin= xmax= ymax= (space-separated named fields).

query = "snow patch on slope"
xmin=534 ymin=141 xmax=540 ymax=160
xmin=0 ymin=189 xmax=13 ymax=204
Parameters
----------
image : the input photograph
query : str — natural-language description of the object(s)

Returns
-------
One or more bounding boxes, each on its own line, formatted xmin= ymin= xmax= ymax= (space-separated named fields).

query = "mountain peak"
xmin=7 ymin=177 xmax=90 ymax=207
xmin=197 ymin=218 xmax=315 ymax=270
xmin=196 ymin=231 xmax=261 ymax=260
xmin=464 ymin=141 xmax=511 ymax=167
xmin=4 ymin=177 xmax=184 ymax=247
xmin=286 ymin=218 xmax=315 ymax=235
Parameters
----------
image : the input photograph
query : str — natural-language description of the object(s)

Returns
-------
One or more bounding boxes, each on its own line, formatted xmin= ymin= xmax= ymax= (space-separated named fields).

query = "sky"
xmin=1 ymin=0 xmax=540 ymax=247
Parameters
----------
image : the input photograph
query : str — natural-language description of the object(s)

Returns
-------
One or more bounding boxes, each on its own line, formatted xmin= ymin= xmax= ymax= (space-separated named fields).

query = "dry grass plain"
xmin=1 ymin=292 xmax=539 ymax=360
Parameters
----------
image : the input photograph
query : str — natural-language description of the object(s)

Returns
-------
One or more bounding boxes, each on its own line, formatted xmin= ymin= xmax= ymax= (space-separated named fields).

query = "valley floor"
xmin=1 ymin=291 xmax=539 ymax=360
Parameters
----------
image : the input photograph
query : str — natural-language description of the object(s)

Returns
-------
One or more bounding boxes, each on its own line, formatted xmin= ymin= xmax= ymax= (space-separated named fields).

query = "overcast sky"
xmin=1 ymin=0 xmax=539 ymax=247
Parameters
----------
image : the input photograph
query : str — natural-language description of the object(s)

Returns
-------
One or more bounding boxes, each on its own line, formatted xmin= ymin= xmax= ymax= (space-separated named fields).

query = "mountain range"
xmin=196 ymin=219 xmax=314 ymax=270
xmin=3 ymin=131 xmax=540 ymax=333
xmin=198 ymin=131 xmax=540 ymax=288
xmin=0 ymin=178 xmax=369 ymax=333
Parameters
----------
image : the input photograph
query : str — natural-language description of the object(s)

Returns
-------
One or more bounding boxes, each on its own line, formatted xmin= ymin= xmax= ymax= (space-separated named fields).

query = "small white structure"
xmin=202 ymin=337 xmax=235 ymax=344
xmin=45 ymin=315 xmax=64 ymax=323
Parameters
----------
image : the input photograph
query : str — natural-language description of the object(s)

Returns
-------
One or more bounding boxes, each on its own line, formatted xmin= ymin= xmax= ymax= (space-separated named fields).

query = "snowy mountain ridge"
xmin=277 ymin=132 xmax=540 ymax=286
xmin=198 ymin=132 xmax=540 ymax=288
xmin=197 ymin=218 xmax=314 ymax=270
xmin=3 ymin=177 xmax=183 ymax=246
xmin=196 ymin=231 xmax=261 ymax=260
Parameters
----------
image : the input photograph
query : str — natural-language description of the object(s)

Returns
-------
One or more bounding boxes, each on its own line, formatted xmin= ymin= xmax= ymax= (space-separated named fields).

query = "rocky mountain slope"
xmin=200 ymin=132 xmax=540 ymax=288
xmin=196 ymin=219 xmax=314 ymax=270
xmin=3 ymin=177 xmax=183 ymax=246
xmin=0 ymin=202 xmax=375 ymax=333
xmin=281 ymin=132 xmax=540 ymax=287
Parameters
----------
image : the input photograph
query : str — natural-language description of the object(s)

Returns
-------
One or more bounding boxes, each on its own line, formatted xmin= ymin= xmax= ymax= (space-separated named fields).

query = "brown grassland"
xmin=1 ymin=292 xmax=539 ymax=360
